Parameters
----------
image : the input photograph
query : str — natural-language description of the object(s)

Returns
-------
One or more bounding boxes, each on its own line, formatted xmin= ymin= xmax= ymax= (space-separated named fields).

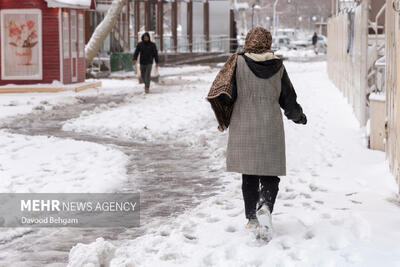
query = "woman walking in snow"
xmin=206 ymin=27 xmax=307 ymax=240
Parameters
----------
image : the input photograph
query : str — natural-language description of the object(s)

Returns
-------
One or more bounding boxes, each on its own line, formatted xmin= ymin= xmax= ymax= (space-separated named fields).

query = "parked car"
xmin=276 ymin=29 xmax=297 ymax=39
xmin=272 ymin=36 xmax=297 ymax=50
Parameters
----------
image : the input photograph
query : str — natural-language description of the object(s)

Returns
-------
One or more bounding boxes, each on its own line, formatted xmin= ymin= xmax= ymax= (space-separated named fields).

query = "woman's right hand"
xmin=294 ymin=114 xmax=307 ymax=125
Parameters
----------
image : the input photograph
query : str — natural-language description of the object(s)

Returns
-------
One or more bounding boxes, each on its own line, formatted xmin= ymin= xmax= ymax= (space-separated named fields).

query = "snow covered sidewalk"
xmin=0 ymin=131 xmax=128 ymax=193
xmin=67 ymin=61 xmax=400 ymax=267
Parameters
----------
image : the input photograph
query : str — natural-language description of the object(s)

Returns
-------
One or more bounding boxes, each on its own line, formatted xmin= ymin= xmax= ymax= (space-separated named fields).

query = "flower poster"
xmin=1 ymin=9 xmax=42 ymax=80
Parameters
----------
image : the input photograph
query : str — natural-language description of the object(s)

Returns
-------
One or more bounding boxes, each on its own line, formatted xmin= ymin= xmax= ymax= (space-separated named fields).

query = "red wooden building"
xmin=0 ymin=0 xmax=95 ymax=86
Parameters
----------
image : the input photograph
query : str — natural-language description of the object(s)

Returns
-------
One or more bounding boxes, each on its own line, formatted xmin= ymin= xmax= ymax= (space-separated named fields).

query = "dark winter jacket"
xmin=220 ymin=55 xmax=306 ymax=124
xmin=133 ymin=33 xmax=159 ymax=65
xmin=312 ymin=34 xmax=318 ymax=45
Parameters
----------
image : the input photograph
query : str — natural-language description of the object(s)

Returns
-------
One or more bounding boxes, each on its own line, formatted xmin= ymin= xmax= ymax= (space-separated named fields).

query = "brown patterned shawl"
xmin=206 ymin=27 xmax=274 ymax=132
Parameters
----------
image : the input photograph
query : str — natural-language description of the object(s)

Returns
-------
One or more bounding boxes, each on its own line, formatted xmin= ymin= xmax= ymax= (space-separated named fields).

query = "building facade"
xmin=0 ymin=0 xmax=94 ymax=85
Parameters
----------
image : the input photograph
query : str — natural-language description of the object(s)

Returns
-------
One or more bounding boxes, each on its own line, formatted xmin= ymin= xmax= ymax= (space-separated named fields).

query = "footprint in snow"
xmin=159 ymin=252 xmax=180 ymax=261
xmin=298 ymin=178 xmax=308 ymax=184
xmin=222 ymin=203 xmax=235 ymax=210
xmin=335 ymin=207 xmax=350 ymax=211
xmin=206 ymin=217 xmax=220 ymax=223
xmin=309 ymin=184 xmax=328 ymax=192
xmin=288 ymin=250 xmax=306 ymax=261
xmin=300 ymin=192 xmax=312 ymax=199
xmin=280 ymin=193 xmax=298 ymax=200
xmin=304 ymin=230 xmax=315 ymax=240
xmin=311 ymin=172 xmax=320 ymax=177
xmin=159 ymin=230 xmax=170 ymax=237
xmin=285 ymin=187 xmax=295 ymax=193
xmin=330 ymin=218 xmax=345 ymax=226
xmin=321 ymin=213 xmax=332 ymax=219
xmin=349 ymin=199 xmax=362 ymax=205
xmin=183 ymin=233 xmax=198 ymax=243
xmin=225 ymin=225 xmax=237 ymax=233
xmin=279 ymin=237 xmax=293 ymax=250
xmin=195 ymin=212 xmax=208 ymax=218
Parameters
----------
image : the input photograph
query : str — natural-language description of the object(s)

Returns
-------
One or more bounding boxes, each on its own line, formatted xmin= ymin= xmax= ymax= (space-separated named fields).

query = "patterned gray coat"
xmin=226 ymin=55 xmax=304 ymax=176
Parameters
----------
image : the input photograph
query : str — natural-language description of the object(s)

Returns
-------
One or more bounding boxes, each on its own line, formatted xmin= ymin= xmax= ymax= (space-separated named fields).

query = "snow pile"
xmin=67 ymin=61 xmax=400 ymax=266
xmin=0 ymin=131 xmax=128 ymax=193
xmin=67 ymin=238 xmax=116 ymax=267
xmin=62 ymin=69 xmax=220 ymax=148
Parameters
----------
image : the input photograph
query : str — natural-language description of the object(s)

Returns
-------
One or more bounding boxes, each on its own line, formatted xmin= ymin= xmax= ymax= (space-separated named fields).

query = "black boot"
xmin=258 ymin=176 xmax=280 ymax=213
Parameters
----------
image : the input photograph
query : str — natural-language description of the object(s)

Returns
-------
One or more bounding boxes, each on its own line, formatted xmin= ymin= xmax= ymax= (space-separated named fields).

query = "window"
xmin=70 ymin=10 xmax=77 ymax=56
xmin=78 ymin=13 xmax=84 ymax=57
xmin=63 ymin=11 xmax=69 ymax=58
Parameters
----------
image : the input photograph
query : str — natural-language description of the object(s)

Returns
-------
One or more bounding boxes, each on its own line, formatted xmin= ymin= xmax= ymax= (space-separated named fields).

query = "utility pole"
xmin=273 ymin=0 xmax=279 ymax=37
xmin=204 ymin=0 xmax=210 ymax=51
xmin=251 ymin=3 xmax=255 ymax=28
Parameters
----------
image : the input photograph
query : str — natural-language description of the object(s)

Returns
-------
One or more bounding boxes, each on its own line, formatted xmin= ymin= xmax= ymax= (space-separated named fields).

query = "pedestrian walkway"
xmin=67 ymin=61 xmax=400 ymax=267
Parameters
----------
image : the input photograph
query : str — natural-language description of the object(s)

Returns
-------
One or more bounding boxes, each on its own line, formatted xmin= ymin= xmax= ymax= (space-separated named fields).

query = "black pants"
xmin=140 ymin=64 xmax=152 ymax=88
xmin=242 ymin=174 xmax=280 ymax=220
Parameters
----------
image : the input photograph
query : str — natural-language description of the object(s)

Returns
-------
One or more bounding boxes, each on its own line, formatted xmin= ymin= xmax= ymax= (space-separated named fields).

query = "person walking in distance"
xmin=312 ymin=32 xmax=319 ymax=55
xmin=133 ymin=32 xmax=159 ymax=94
xmin=207 ymin=27 xmax=307 ymax=241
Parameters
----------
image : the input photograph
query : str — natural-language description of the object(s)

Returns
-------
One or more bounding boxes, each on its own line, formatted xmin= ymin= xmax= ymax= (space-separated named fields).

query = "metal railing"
xmin=131 ymin=35 xmax=232 ymax=53
xmin=367 ymin=3 xmax=386 ymax=96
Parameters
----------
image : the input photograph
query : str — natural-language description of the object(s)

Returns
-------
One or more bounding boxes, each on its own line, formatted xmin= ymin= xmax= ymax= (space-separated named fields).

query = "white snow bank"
xmin=68 ymin=61 xmax=400 ymax=266
xmin=62 ymin=70 xmax=220 ymax=147
xmin=0 ymin=131 xmax=128 ymax=193
xmin=67 ymin=238 xmax=116 ymax=267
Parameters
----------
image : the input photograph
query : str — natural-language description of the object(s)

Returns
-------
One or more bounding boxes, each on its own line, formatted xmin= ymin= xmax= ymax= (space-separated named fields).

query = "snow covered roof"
xmin=45 ymin=0 xmax=95 ymax=9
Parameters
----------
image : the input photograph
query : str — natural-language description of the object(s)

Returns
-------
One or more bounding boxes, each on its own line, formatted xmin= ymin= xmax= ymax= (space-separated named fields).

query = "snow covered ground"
xmin=62 ymin=70 xmax=220 ymax=147
xmin=276 ymin=48 xmax=325 ymax=61
xmin=0 ymin=65 xmax=219 ymax=252
xmin=62 ymin=61 xmax=400 ymax=266
xmin=0 ymin=130 xmax=128 ymax=193
xmin=0 ymin=62 xmax=399 ymax=266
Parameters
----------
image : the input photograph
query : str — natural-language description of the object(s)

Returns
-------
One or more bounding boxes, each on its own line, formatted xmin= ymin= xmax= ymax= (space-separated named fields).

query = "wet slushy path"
xmin=0 ymin=92 xmax=222 ymax=267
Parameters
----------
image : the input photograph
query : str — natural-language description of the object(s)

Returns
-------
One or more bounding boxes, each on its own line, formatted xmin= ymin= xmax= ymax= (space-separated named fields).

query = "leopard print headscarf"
xmin=206 ymin=27 xmax=273 ymax=132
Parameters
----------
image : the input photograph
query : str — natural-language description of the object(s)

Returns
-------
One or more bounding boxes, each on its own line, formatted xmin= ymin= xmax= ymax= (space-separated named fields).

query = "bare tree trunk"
xmin=85 ymin=0 xmax=125 ymax=65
